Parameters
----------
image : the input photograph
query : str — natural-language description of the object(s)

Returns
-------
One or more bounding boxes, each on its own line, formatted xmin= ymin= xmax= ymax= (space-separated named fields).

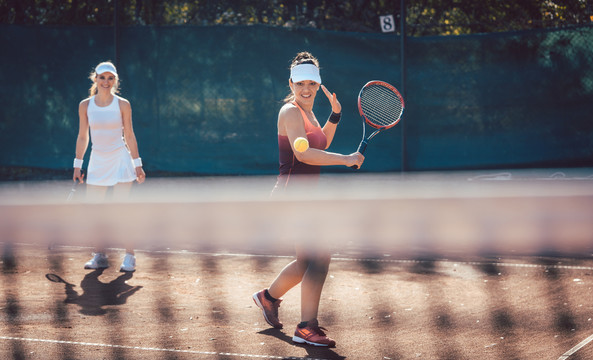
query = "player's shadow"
xmin=257 ymin=328 xmax=346 ymax=360
xmin=47 ymin=269 xmax=142 ymax=316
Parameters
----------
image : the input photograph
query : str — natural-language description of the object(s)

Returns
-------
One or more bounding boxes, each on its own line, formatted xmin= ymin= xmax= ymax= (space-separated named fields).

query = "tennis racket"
xmin=67 ymin=169 xmax=84 ymax=202
xmin=351 ymin=80 xmax=405 ymax=169
xmin=45 ymin=273 xmax=73 ymax=285
xmin=50 ymin=170 xmax=84 ymax=250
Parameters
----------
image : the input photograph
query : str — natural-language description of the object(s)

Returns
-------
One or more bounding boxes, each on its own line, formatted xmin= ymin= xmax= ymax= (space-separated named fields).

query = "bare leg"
xmin=298 ymin=246 xmax=331 ymax=322
xmin=267 ymin=244 xmax=331 ymax=323
xmin=267 ymin=258 xmax=308 ymax=299
xmin=112 ymin=182 xmax=135 ymax=254
xmin=85 ymin=185 xmax=109 ymax=253
xmin=85 ymin=184 xmax=108 ymax=203
xmin=112 ymin=181 xmax=132 ymax=201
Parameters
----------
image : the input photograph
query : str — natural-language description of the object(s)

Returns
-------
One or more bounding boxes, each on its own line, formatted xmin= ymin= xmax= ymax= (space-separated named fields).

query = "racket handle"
xmin=350 ymin=140 xmax=368 ymax=169
xmin=357 ymin=141 xmax=368 ymax=154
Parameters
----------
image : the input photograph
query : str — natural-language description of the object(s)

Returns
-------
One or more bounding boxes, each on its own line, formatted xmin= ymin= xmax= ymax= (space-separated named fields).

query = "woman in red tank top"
xmin=253 ymin=52 xmax=364 ymax=348
xmin=273 ymin=54 xmax=364 ymax=193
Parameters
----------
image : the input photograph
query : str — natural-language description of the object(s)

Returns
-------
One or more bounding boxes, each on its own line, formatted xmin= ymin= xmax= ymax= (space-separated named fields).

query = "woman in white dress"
xmin=72 ymin=61 xmax=146 ymax=272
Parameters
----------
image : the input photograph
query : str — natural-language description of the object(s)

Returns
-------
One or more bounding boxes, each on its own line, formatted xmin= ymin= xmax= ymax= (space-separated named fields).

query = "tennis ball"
xmin=293 ymin=137 xmax=309 ymax=153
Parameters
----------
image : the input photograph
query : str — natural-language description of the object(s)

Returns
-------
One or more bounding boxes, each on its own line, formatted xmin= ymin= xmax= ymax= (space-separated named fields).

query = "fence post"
xmin=400 ymin=0 xmax=407 ymax=172
xmin=114 ymin=0 xmax=120 ymax=67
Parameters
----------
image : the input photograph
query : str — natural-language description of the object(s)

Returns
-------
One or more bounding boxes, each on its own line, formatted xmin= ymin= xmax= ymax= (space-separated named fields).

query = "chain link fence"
xmin=0 ymin=2 xmax=592 ymax=177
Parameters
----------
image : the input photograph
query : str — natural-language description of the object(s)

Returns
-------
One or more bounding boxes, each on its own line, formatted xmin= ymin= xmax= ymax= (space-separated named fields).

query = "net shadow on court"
xmin=1 ymin=171 xmax=593 ymax=359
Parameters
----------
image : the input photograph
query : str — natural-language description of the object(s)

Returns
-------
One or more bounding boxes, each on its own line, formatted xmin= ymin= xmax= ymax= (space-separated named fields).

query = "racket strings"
xmin=360 ymin=85 xmax=403 ymax=127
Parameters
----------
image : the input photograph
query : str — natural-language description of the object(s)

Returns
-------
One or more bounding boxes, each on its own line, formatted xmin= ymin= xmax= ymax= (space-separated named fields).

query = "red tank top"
xmin=276 ymin=102 xmax=327 ymax=188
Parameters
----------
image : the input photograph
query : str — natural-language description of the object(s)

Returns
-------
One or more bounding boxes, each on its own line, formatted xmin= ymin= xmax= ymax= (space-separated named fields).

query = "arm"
xmin=73 ymin=100 xmax=90 ymax=183
xmin=320 ymin=85 xmax=341 ymax=148
xmin=280 ymin=105 xmax=364 ymax=168
xmin=120 ymin=98 xmax=146 ymax=184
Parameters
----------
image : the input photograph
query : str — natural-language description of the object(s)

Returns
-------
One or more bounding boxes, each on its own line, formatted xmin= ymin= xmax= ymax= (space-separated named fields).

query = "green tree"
xmin=1 ymin=0 xmax=591 ymax=35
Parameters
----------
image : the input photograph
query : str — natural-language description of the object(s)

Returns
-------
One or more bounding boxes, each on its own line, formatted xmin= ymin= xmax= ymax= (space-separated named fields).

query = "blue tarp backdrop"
xmin=1 ymin=24 xmax=591 ymax=175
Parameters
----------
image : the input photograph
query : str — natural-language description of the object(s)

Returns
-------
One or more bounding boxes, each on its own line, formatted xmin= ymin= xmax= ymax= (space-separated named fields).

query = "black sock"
xmin=264 ymin=289 xmax=278 ymax=303
xmin=297 ymin=321 xmax=308 ymax=328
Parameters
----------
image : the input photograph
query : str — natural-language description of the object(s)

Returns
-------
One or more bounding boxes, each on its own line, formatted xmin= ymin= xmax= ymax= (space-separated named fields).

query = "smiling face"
xmin=95 ymin=72 xmax=118 ymax=94
xmin=290 ymin=79 xmax=320 ymax=106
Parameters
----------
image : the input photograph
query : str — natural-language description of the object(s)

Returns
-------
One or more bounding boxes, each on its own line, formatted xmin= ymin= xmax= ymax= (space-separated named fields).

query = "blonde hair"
xmin=283 ymin=52 xmax=320 ymax=103
xmin=88 ymin=61 xmax=120 ymax=97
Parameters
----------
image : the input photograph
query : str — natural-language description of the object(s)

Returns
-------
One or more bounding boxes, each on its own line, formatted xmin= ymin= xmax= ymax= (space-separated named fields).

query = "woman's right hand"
xmin=73 ymin=168 xmax=84 ymax=183
xmin=345 ymin=152 xmax=365 ymax=168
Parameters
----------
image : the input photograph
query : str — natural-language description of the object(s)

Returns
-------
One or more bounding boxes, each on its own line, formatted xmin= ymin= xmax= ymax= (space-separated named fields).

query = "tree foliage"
xmin=1 ymin=0 xmax=591 ymax=35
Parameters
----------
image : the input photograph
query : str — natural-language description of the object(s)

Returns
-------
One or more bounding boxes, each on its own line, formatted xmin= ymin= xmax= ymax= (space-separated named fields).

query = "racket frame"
xmin=355 ymin=80 xmax=405 ymax=155
xmin=45 ymin=273 xmax=66 ymax=283
xmin=67 ymin=169 xmax=84 ymax=202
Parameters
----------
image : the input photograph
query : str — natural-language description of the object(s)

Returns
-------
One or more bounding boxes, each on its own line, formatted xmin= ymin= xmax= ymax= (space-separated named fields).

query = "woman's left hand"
xmin=136 ymin=167 xmax=146 ymax=184
xmin=321 ymin=85 xmax=341 ymax=114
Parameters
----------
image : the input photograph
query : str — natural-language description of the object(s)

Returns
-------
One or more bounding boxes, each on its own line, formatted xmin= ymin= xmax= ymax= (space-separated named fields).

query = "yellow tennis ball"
xmin=293 ymin=137 xmax=309 ymax=153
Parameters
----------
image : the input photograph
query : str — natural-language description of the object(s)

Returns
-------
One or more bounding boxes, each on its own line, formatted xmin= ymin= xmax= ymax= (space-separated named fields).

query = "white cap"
xmin=95 ymin=63 xmax=118 ymax=76
xmin=290 ymin=64 xmax=321 ymax=84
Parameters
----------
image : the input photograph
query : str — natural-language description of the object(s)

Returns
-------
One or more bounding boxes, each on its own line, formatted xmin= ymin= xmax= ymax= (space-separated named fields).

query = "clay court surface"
xmin=1 ymin=170 xmax=593 ymax=359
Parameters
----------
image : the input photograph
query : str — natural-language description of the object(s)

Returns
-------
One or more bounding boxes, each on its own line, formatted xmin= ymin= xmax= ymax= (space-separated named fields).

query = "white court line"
xmin=557 ymin=333 xmax=593 ymax=360
xmin=133 ymin=249 xmax=593 ymax=271
xmin=0 ymin=336 xmax=329 ymax=360
xmin=330 ymin=257 xmax=593 ymax=271
xmin=6 ymin=242 xmax=593 ymax=271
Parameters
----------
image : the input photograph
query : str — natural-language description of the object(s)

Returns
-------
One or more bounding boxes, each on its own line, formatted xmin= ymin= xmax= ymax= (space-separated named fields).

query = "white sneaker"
xmin=84 ymin=253 xmax=109 ymax=269
xmin=120 ymin=253 xmax=136 ymax=272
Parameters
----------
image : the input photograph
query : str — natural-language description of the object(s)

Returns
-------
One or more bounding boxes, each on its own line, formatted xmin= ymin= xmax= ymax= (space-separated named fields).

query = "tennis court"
xmin=1 ymin=170 xmax=592 ymax=359
xmin=2 ymin=2 xmax=592 ymax=359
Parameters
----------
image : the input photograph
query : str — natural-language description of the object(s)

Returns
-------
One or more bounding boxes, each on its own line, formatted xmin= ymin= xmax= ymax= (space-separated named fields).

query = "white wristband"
xmin=133 ymin=158 xmax=142 ymax=167
xmin=73 ymin=158 xmax=83 ymax=168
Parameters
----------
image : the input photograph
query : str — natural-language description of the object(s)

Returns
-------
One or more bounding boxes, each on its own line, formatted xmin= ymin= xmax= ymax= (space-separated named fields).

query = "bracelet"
xmin=133 ymin=158 xmax=143 ymax=167
xmin=73 ymin=158 xmax=83 ymax=168
xmin=328 ymin=112 xmax=341 ymax=124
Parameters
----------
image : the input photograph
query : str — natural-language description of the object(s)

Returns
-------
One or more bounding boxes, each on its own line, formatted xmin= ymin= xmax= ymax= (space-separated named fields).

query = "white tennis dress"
xmin=86 ymin=95 xmax=137 ymax=186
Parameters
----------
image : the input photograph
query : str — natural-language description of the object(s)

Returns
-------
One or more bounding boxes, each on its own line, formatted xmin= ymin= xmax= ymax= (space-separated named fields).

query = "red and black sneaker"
xmin=252 ymin=289 xmax=283 ymax=329
xmin=292 ymin=319 xmax=336 ymax=347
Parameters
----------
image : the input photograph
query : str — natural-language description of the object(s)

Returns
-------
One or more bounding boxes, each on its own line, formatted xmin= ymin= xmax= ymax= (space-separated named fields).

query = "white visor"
xmin=290 ymin=64 xmax=321 ymax=84
xmin=95 ymin=63 xmax=118 ymax=77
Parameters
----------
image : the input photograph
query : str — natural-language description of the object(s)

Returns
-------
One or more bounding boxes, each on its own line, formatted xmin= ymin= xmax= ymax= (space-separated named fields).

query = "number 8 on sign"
xmin=380 ymin=15 xmax=395 ymax=33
